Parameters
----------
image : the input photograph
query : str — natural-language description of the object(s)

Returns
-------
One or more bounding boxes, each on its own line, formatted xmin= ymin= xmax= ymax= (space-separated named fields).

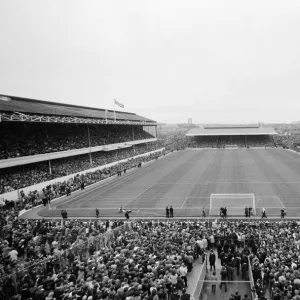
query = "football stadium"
xmin=1 ymin=94 xmax=300 ymax=300
xmin=2 ymin=2 xmax=300 ymax=300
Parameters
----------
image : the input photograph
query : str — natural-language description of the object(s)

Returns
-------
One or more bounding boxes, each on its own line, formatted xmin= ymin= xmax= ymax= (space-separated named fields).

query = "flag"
xmin=114 ymin=99 xmax=124 ymax=108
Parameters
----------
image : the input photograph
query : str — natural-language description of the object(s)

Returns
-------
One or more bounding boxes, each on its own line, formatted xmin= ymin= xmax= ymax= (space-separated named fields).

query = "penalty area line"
xmin=180 ymin=197 xmax=189 ymax=209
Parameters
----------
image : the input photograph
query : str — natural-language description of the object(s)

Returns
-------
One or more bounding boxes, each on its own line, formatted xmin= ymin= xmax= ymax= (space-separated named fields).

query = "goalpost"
xmin=210 ymin=194 xmax=256 ymax=216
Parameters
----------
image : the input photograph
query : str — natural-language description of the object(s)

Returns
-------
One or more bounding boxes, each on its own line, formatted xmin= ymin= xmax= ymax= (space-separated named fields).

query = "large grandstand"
xmin=2 ymin=97 xmax=300 ymax=300
xmin=186 ymin=124 xmax=277 ymax=148
xmin=0 ymin=94 xmax=162 ymax=200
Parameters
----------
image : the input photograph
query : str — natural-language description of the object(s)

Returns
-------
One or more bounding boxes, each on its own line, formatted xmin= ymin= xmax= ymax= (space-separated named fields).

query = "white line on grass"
xmin=180 ymin=197 xmax=189 ymax=209
xmin=122 ymin=182 xmax=157 ymax=208
xmin=64 ymin=207 xmax=184 ymax=210
xmin=274 ymin=196 xmax=285 ymax=208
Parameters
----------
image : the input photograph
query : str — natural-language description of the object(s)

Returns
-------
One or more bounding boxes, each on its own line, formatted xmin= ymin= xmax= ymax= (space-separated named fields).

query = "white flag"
xmin=114 ymin=99 xmax=124 ymax=108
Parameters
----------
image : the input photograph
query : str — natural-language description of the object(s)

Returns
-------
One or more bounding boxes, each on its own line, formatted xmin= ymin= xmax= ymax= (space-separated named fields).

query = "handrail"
xmin=248 ymin=258 xmax=257 ymax=300
xmin=191 ymin=256 xmax=207 ymax=300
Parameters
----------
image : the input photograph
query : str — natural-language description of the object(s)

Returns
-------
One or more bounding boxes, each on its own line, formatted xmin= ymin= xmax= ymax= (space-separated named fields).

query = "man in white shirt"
xmin=9 ymin=249 xmax=18 ymax=261
xmin=209 ymin=234 xmax=215 ymax=249
xmin=179 ymin=263 xmax=188 ymax=287
xmin=202 ymin=237 xmax=208 ymax=250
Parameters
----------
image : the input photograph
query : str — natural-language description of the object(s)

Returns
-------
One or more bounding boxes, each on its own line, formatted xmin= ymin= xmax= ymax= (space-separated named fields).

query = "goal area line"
xmin=210 ymin=193 xmax=256 ymax=216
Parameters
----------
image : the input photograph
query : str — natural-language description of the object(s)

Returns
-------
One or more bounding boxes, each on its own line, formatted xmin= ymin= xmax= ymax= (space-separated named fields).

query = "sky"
xmin=0 ymin=0 xmax=300 ymax=124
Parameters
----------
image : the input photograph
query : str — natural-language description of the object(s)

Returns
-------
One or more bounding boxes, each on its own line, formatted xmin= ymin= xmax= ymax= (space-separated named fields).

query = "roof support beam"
xmin=0 ymin=112 xmax=157 ymax=126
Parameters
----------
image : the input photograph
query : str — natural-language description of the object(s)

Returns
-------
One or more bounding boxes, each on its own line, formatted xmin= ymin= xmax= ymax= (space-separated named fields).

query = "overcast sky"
xmin=0 ymin=0 xmax=300 ymax=124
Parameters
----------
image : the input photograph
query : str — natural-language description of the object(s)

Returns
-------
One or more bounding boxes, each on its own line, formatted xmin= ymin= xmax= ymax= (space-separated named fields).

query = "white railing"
xmin=192 ymin=256 xmax=207 ymax=300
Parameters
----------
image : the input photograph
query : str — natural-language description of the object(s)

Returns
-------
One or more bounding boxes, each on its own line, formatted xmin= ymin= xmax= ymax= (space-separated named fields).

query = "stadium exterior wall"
xmin=1 ymin=148 xmax=165 ymax=201
xmin=0 ymin=138 xmax=158 ymax=169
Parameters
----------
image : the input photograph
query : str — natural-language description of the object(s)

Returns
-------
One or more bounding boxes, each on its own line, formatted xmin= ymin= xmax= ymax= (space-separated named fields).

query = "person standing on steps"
xmin=80 ymin=181 xmax=85 ymax=190
xmin=261 ymin=208 xmax=267 ymax=218
xmin=95 ymin=208 xmax=99 ymax=218
xmin=234 ymin=290 xmax=241 ymax=300
xmin=210 ymin=271 xmax=218 ymax=294
xmin=220 ymin=266 xmax=228 ymax=292
xmin=179 ymin=263 xmax=188 ymax=288
xmin=209 ymin=249 xmax=216 ymax=271
xmin=166 ymin=206 xmax=170 ymax=218
xmin=170 ymin=206 xmax=174 ymax=218
xmin=181 ymin=289 xmax=190 ymax=300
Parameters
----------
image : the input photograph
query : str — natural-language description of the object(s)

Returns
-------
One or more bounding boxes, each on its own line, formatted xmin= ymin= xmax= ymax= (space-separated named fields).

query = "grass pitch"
xmin=38 ymin=148 xmax=300 ymax=218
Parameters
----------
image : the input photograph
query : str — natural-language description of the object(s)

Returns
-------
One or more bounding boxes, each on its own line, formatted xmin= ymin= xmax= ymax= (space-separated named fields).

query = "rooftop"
xmin=186 ymin=125 xmax=277 ymax=136
xmin=0 ymin=94 xmax=155 ymax=124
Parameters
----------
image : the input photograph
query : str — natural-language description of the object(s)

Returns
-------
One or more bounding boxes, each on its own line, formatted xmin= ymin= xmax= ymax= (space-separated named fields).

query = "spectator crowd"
xmin=191 ymin=136 xmax=275 ymax=148
xmin=2 ymin=203 xmax=300 ymax=300
xmin=0 ymin=123 xmax=154 ymax=159
xmin=0 ymin=209 xmax=203 ymax=300
xmin=0 ymin=142 xmax=163 ymax=195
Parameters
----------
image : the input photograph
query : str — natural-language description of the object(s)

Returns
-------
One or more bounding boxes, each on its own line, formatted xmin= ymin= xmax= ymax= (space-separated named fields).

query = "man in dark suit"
xmin=80 ymin=182 xmax=85 ymax=190
xmin=209 ymin=250 xmax=216 ymax=271
xmin=170 ymin=206 xmax=174 ymax=218
xmin=66 ymin=187 xmax=71 ymax=196
xmin=95 ymin=208 xmax=99 ymax=218
xmin=245 ymin=206 xmax=249 ymax=217
xmin=220 ymin=266 xmax=228 ymax=292
xmin=166 ymin=206 xmax=170 ymax=218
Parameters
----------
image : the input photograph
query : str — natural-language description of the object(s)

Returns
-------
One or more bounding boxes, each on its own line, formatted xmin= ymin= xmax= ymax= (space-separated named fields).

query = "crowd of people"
xmin=191 ymin=136 xmax=275 ymax=148
xmin=0 ymin=123 xmax=154 ymax=159
xmin=190 ymin=137 xmax=218 ymax=148
xmin=0 ymin=212 xmax=207 ymax=300
xmin=2 ymin=204 xmax=300 ymax=300
xmin=0 ymin=142 xmax=163 ymax=194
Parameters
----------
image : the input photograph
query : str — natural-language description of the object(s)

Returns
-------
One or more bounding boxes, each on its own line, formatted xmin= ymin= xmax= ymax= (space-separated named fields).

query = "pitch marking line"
xmin=274 ymin=196 xmax=285 ymax=208
xmin=180 ymin=197 xmax=189 ymax=209
xmin=62 ymin=207 xmax=185 ymax=210
xmin=255 ymin=195 xmax=285 ymax=209
xmin=122 ymin=182 xmax=157 ymax=208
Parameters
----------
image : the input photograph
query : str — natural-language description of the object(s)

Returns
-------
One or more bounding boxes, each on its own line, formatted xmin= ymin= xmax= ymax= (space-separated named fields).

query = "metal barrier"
xmin=248 ymin=258 xmax=257 ymax=300
xmin=192 ymin=256 xmax=207 ymax=300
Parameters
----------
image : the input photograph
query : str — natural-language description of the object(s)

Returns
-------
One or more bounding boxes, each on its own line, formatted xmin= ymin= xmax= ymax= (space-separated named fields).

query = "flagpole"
xmin=113 ymin=99 xmax=116 ymax=122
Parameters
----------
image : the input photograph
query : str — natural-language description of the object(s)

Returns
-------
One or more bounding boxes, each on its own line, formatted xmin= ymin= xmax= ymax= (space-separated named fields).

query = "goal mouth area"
xmin=210 ymin=193 xmax=256 ymax=216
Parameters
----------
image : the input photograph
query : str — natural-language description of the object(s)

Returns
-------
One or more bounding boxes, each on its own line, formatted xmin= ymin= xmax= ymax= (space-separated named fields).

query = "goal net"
xmin=210 ymin=194 xmax=256 ymax=216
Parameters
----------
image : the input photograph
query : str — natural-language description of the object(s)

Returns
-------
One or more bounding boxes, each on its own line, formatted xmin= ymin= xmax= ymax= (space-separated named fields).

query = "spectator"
xmin=210 ymin=271 xmax=218 ymax=294
xmin=209 ymin=249 xmax=216 ymax=271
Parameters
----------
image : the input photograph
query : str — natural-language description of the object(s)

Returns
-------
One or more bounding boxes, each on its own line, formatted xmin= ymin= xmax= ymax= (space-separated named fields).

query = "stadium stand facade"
xmin=186 ymin=124 xmax=277 ymax=148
